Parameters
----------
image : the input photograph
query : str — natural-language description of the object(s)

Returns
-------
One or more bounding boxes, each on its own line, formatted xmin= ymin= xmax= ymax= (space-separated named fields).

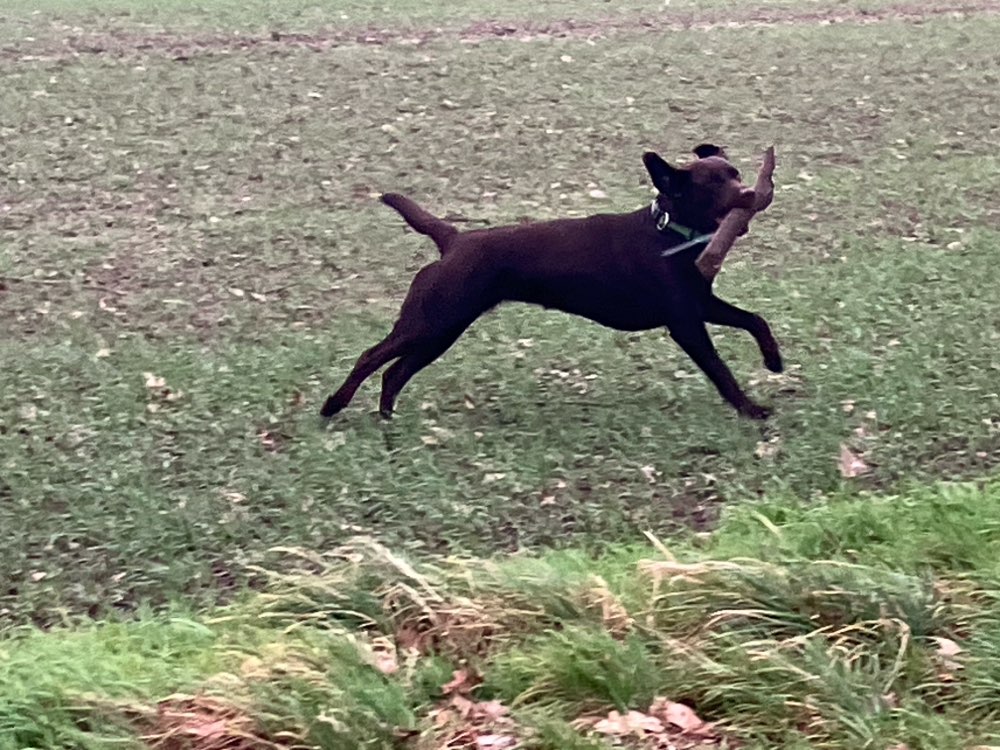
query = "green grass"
xmin=5 ymin=479 xmax=1000 ymax=748
xmin=3 ymin=1 xmax=1000 ymax=745
xmin=3 ymin=6 xmax=1000 ymax=625
xmin=0 ymin=0 xmax=954 ymax=35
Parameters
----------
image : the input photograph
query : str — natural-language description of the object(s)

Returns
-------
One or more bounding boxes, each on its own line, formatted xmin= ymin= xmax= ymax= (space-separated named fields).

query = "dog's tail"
xmin=381 ymin=193 xmax=457 ymax=254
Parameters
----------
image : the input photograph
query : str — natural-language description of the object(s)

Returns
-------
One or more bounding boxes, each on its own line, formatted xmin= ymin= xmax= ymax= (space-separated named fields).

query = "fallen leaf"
xmin=476 ymin=735 xmax=516 ymax=748
xmin=451 ymin=694 xmax=475 ymax=719
xmin=932 ymin=636 xmax=962 ymax=657
xmin=189 ymin=719 xmax=228 ymax=739
xmin=932 ymin=636 xmax=964 ymax=675
xmin=374 ymin=651 xmax=398 ymax=675
xmin=755 ymin=437 xmax=781 ymax=459
xmin=441 ymin=669 xmax=478 ymax=696
xmin=650 ymin=698 xmax=707 ymax=733
xmin=475 ymin=700 xmax=508 ymax=720
xmin=838 ymin=444 xmax=869 ymax=478
xmin=257 ymin=430 xmax=281 ymax=452
xmin=432 ymin=707 xmax=456 ymax=728
xmin=593 ymin=709 xmax=664 ymax=736
xmin=143 ymin=372 xmax=166 ymax=389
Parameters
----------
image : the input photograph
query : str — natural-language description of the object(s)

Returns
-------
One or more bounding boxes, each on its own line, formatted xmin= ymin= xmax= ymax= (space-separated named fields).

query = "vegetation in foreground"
xmin=5 ymin=479 xmax=1000 ymax=749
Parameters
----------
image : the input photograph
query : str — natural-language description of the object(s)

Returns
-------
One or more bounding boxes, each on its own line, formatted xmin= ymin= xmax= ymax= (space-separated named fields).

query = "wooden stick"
xmin=695 ymin=146 xmax=776 ymax=281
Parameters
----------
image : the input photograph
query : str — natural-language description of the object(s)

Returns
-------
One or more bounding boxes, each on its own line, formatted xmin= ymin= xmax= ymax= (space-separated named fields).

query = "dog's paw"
xmin=764 ymin=351 xmax=784 ymax=373
xmin=739 ymin=402 xmax=772 ymax=420
xmin=377 ymin=407 xmax=394 ymax=420
xmin=319 ymin=396 xmax=346 ymax=419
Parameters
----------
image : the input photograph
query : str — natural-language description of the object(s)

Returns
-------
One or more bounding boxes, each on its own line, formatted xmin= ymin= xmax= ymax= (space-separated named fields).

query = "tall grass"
xmin=5 ymin=480 xmax=1000 ymax=748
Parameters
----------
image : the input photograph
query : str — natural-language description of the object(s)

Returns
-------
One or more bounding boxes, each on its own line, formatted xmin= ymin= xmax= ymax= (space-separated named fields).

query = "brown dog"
xmin=321 ymin=144 xmax=782 ymax=421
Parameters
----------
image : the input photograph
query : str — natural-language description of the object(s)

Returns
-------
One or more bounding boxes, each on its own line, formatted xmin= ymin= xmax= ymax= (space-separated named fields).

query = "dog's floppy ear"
xmin=643 ymin=151 xmax=688 ymax=195
xmin=693 ymin=143 xmax=728 ymax=160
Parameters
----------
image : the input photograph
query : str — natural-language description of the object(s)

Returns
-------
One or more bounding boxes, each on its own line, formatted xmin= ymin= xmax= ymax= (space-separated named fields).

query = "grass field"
xmin=2 ymin=0 xmax=1000 ymax=747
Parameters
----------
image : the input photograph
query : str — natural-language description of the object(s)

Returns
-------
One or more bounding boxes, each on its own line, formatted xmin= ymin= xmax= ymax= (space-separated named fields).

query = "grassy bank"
xmin=5 ymin=479 xmax=1000 ymax=749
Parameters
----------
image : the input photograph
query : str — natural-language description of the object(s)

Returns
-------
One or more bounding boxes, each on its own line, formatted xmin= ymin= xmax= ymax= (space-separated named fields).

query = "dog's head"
xmin=643 ymin=143 xmax=756 ymax=232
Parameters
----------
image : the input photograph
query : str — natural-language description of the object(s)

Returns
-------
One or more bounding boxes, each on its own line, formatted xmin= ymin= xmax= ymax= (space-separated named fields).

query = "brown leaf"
xmin=755 ymin=436 xmax=781 ymax=459
xmin=257 ymin=430 xmax=279 ymax=452
xmin=475 ymin=700 xmax=509 ymax=721
xmin=593 ymin=709 xmax=664 ymax=736
xmin=451 ymin=694 xmax=476 ymax=719
xmin=188 ymin=719 xmax=228 ymax=738
xmin=432 ymin=707 xmax=457 ymax=728
xmin=932 ymin=636 xmax=964 ymax=675
xmin=838 ymin=443 xmax=870 ymax=478
xmin=649 ymin=697 xmax=710 ymax=735
xmin=373 ymin=650 xmax=398 ymax=675
xmin=476 ymin=735 xmax=517 ymax=748
xmin=932 ymin=636 xmax=962 ymax=658
xmin=442 ymin=669 xmax=479 ymax=696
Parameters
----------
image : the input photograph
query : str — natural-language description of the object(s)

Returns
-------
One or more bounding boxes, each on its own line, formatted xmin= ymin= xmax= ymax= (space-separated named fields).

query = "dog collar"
xmin=649 ymin=199 xmax=714 ymax=257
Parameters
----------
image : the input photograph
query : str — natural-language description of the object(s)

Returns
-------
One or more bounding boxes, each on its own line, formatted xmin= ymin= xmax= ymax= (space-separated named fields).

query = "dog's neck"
xmin=649 ymin=198 xmax=715 ymax=255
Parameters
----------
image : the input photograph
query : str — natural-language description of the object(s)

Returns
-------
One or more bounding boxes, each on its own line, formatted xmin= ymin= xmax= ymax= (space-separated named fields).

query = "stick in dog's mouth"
xmin=695 ymin=146 xmax=777 ymax=282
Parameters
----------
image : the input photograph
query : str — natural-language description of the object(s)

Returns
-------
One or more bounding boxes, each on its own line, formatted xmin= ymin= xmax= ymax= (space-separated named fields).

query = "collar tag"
xmin=650 ymin=199 xmax=670 ymax=231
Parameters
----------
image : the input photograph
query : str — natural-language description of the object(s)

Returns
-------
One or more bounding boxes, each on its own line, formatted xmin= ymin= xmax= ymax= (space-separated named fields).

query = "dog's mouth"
xmin=733 ymin=187 xmax=757 ymax=211
xmin=710 ymin=188 xmax=757 ymax=226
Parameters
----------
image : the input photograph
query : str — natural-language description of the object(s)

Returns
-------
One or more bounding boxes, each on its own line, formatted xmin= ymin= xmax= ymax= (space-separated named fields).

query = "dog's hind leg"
xmin=378 ymin=328 xmax=467 ymax=418
xmin=702 ymin=295 xmax=783 ymax=373
xmin=320 ymin=331 xmax=410 ymax=418
xmin=668 ymin=319 xmax=770 ymax=419
xmin=321 ymin=261 xmax=488 ymax=419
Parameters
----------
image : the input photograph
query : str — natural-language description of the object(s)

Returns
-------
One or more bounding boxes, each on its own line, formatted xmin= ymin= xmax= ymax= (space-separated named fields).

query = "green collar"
xmin=649 ymin=199 xmax=699 ymax=238
xmin=649 ymin=200 xmax=714 ymax=258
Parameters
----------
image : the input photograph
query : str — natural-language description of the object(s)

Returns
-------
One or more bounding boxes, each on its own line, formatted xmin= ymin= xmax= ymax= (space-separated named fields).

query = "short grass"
xmin=3 ymin=0 xmax=1000 ymax=628
xmin=0 ymin=0 xmax=955 ymax=36
xmin=5 ymin=479 xmax=1000 ymax=749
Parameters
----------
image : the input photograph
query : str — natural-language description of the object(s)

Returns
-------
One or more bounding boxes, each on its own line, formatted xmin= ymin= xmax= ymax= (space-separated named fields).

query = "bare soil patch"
xmin=4 ymin=0 xmax=997 ymax=62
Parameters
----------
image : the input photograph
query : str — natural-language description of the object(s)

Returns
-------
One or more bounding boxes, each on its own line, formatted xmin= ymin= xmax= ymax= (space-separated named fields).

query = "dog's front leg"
xmin=702 ymin=294 xmax=783 ymax=373
xmin=668 ymin=319 xmax=770 ymax=419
